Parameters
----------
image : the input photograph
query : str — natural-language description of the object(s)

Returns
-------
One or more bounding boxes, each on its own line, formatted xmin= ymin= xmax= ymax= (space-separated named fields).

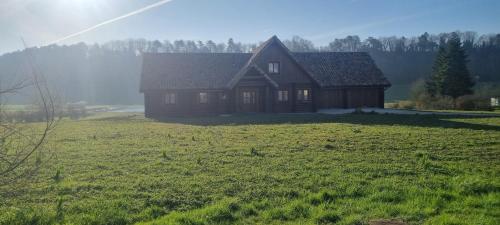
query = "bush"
xmin=414 ymin=94 xmax=453 ymax=110
xmin=391 ymin=100 xmax=416 ymax=109
xmin=455 ymin=95 xmax=492 ymax=111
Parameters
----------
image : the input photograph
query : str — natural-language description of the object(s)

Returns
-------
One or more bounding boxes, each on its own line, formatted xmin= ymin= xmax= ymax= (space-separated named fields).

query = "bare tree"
xmin=0 ymin=42 xmax=57 ymax=188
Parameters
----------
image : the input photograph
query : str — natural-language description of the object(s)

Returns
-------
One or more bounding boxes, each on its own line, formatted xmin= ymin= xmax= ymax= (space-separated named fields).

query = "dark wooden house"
xmin=140 ymin=36 xmax=390 ymax=117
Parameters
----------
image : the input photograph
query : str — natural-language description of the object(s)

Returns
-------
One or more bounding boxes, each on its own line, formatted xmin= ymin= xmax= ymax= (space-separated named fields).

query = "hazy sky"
xmin=1 ymin=0 xmax=499 ymax=54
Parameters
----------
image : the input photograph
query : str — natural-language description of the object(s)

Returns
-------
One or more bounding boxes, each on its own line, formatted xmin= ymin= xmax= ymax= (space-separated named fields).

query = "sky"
xmin=0 ymin=0 xmax=499 ymax=54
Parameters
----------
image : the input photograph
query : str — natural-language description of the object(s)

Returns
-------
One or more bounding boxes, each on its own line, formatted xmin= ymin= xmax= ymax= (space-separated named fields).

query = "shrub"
xmin=385 ymin=100 xmax=415 ymax=110
xmin=414 ymin=94 xmax=454 ymax=110
xmin=396 ymin=100 xmax=416 ymax=109
xmin=455 ymin=95 xmax=492 ymax=111
xmin=410 ymin=79 xmax=426 ymax=101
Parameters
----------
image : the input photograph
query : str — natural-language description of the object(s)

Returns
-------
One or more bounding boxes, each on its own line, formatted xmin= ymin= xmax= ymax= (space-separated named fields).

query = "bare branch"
xmin=0 ymin=38 xmax=58 ymax=187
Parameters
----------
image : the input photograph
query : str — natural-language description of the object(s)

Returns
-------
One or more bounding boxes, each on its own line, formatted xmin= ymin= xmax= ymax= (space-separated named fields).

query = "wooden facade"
xmin=140 ymin=36 xmax=390 ymax=118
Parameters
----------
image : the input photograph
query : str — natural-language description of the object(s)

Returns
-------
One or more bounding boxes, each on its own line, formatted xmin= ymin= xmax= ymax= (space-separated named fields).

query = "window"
xmin=297 ymin=89 xmax=311 ymax=102
xmin=268 ymin=62 xmax=280 ymax=74
xmin=199 ymin=92 xmax=208 ymax=104
xmin=165 ymin=93 xmax=176 ymax=104
xmin=243 ymin=91 xmax=256 ymax=104
xmin=277 ymin=90 xmax=288 ymax=102
xmin=219 ymin=93 xmax=227 ymax=101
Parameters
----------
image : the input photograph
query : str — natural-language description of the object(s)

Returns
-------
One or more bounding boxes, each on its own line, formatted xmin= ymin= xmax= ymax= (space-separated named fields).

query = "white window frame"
xmin=268 ymin=62 xmax=280 ymax=74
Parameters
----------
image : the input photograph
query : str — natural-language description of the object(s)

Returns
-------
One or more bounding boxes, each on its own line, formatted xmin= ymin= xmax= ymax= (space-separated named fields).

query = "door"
xmin=239 ymin=88 xmax=261 ymax=112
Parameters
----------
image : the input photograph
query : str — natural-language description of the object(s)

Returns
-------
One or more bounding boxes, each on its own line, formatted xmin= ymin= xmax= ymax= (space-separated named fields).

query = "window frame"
xmin=198 ymin=92 xmax=208 ymax=104
xmin=165 ymin=92 xmax=176 ymax=105
xmin=277 ymin=90 xmax=289 ymax=102
xmin=219 ymin=92 xmax=227 ymax=101
xmin=242 ymin=91 xmax=256 ymax=104
xmin=268 ymin=62 xmax=280 ymax=74
xmin=297 ymin=89 xmax=311 ymax=102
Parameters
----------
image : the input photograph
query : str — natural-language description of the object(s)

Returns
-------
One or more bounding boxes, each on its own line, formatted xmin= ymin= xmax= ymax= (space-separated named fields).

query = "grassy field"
xmin=1 ymin=113 xmax=499 ymax=225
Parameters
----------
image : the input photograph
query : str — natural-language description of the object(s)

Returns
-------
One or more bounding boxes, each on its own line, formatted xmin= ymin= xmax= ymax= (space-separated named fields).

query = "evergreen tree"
xmin=426 ymin=33 xmax=474 ymax=99
xmin=425 ymin=38 xmax=448 ymax=96
xmin=442 ymin=33 xmax=475 ymax=98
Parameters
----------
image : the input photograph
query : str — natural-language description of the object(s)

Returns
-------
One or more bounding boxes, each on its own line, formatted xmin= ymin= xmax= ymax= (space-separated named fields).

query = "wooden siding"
xmin=254 ymin=42 xmax=313 ymax=85
xmin=346 ymin=87 xmax=383 ymax=108
xmin=318 ymin=87 xmax=384 ymax=109
xmin=271 ymin=84 xmax=314 ymax=113
xmin=318 ymin=88 xmax=344 ymax=108
xmin=144 ymin=86 xmax=383 ymax=117
xmin=144 ymin=90 xmax=230 ymax=117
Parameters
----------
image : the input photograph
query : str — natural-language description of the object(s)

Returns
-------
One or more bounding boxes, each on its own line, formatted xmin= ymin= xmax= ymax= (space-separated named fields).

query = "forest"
xmin=0 ymin=31 xmax=499 ymax=104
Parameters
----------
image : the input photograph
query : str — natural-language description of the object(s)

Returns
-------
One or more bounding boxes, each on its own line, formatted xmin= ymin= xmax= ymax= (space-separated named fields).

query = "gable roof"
xmin=238 ymin=35 xmax=319 ymax=86
xmin=140 ymin=36 xmax=390 ymax=92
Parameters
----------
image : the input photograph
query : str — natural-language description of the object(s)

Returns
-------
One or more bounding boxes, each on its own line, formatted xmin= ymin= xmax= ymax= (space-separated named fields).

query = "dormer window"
xmin=268 ymin=62 xmax=280 ymax=74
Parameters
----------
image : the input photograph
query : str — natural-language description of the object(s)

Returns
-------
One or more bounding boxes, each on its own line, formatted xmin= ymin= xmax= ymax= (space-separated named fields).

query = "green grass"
xmin=1 ymin=113 xmax=499 ymax=225
xmin=422 ymin=109 xmax=500 ymax=114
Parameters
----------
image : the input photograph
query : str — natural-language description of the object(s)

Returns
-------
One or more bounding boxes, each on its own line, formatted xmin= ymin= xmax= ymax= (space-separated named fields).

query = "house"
xmin=492 ymin=97 xmax=499 ymax=107
xmin=140 ymin=36 xmax=390 ymax=117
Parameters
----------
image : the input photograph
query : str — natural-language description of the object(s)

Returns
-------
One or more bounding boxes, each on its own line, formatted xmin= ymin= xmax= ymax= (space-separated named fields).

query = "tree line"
xmin=0 ymin=31 xmax=499 ymax=104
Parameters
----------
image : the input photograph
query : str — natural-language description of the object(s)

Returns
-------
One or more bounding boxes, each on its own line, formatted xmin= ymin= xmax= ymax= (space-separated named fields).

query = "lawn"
xmin=1 ymin=113 xmax=499 ymax=225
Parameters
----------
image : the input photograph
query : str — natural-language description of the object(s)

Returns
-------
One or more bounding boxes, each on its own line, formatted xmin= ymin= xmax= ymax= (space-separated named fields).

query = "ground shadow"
xmin=334 ymin=113 xmax=500 ymax=131
xmin=153 ymin=113 xmax=500 ymax=131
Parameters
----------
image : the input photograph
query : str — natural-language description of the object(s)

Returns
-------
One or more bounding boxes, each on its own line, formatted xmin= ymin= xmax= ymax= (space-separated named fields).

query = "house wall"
xmin=144 ymin=86 xmax=384 ymax=118
xmin=144 ymin=90 xmax=230 ymax=118
xmin=271 ymin=84 xmax=314 ymax=113
xmin=318 ymin=88 xmax=344 ymax=108
xmin=318 ymin=87 xmax=385 ymax=109
xmin=346 ymin=87 xmax=384 ymax=108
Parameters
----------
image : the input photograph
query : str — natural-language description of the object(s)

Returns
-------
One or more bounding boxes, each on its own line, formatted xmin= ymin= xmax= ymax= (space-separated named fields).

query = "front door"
xmin=239 ymin=88 xmax=261 ymax=112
